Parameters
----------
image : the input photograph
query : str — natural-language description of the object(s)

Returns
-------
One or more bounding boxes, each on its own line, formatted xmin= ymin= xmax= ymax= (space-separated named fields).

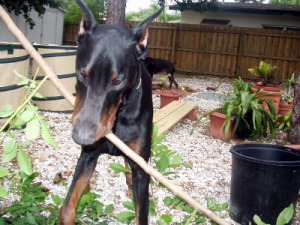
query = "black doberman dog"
xmin=58 ymin=1 xmax=163 ymax=224
xmin=143 ymin=57 xmax=178 ymax=90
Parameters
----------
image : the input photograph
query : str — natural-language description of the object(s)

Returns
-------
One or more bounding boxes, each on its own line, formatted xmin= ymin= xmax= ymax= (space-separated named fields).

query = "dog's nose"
xmin=72 ymin=119 xmax=98 ymax=145
xmin=72 ymin=129 xmax=95 ymax=146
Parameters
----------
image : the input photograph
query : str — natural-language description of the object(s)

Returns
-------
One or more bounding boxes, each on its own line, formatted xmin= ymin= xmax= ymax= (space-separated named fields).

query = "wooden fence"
xmin=63 ymin=22 xmax=300 ymax=80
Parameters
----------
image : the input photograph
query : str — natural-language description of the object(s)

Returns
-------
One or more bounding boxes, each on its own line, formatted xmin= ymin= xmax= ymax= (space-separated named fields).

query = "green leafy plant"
xmin=151 ymin=123 xmax=191 ymax=179
xmin=192 ymin=77 xmax=277 ymax=140
xmin=0 ymin=70 xmax=58 ymax=197
xmin=158 ymin=73 xmax=171 ymax=82
xmin=251 ymin=203 xmax=294 ymax=225
xmin=0 ymin=166 xmax=9 ymax=197
xmin=0 ymin=172 xmax=59 ymax=225
xmin=276 ymin=109 xmax=292 ymax=131
xmin=280 ymin=73 xmax=295 ymax=103
xmin=75 ymin=188 xmax=115 ymax=224
xmin=0 ymin=172 xmax=114 ymax=225
xmin=248 ymin=61 xmax=277 ymax=86
xmin=158 ymin=73 xmax=172 ymax=90
xmin=222 ymin=78 xmax=277 ymax=139
xmin=162 ymin=196 xmax=228 ymax=224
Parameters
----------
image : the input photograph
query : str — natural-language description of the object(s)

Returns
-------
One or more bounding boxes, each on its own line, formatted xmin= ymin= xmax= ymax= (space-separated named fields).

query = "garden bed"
xmin=0 ymin=74 xmax=299 ymax=225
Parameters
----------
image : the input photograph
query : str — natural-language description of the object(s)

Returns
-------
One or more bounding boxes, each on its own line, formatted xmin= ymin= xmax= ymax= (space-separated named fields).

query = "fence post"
xmin=236 ymin=31 xmax=244 ymax=78
xmin=171 ymin=24 xmax=178 ymax=62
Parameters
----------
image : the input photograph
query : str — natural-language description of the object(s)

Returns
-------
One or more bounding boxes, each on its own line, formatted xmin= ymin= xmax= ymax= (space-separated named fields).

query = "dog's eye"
xmin=77 ymin=70 xmax=87 ymax=82
xmin=112 ymin=79 xmax=122 ymax=86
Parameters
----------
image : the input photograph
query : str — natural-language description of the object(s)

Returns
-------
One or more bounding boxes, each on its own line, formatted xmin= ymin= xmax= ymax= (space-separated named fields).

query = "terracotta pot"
xmin=209 ymin=109 xmax=235 ymax=140
xmin=252 ymin=85 xmax=282 ymax=113
xmin=160 ymin=90 xmax=181 ymax=108
xmin=278 ymin=101 xmax=293 ymax=116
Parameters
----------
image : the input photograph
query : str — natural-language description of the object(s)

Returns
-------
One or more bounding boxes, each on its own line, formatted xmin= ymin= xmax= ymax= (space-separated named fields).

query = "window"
xmin=201 ymin=19 xmax=231 ymax=26
xmin=262 ymin=25 xmax=284 ymax=30
xmin=262 ymin=24 xmax=300 ymax=31
xmin=286 ymin=26 xmax=300 ymax=32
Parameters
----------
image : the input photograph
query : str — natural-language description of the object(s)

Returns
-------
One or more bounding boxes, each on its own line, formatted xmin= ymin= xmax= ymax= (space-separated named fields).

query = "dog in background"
xmin=143 ymin=57 xmax=179 ymax=90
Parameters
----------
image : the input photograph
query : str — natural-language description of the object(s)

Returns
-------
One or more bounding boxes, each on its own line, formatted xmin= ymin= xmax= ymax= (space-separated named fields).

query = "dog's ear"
xmin=133 ymin=4 xmax=164 ymax=60
xmin=75 ymin=0 xmax=96 ymax=43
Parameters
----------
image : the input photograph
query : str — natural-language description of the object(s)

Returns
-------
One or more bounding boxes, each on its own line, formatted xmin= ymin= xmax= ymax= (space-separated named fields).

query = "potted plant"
xmin=158 ymin=74 xmax=181 ymax=108
xmin=276 ymin=109 xmax=292 ymax=132
xmin=248 ymin=61 xmax=282 ymax=113
xmin=279 ymin=73 xmax=295 ymax=116
xmin=192 ymin=77 xmax=277 ymax=140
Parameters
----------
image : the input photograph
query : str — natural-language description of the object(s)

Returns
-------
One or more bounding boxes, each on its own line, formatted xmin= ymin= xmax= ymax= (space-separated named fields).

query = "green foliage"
xmin=281 ymin=73 xmax=295 ymax=103
xmin=0 ymin=70 xmax=58 ymax=201
xmin=158 ymin=74 xmax=172 ymax=82
xmin=0 ymin=172 xmax=58 ymax=225
xmin=192 ymin=77 xmax=278 ymax=140
xmin=126 ymin=4 xmax=180 ymax=22
xmin=0 ymin=167 xmax=9 ymax=197
xmin=75 ymin=188 xmax=114 ymax=223
xmin=276 ymin=109 xmax=292 ymax=131
xmin=269 ymin=0 xmax=300 ymax=4
xmin=221 ymin=77 xmax=277 ymax=139
xmin=252 ymin=203 xmax=294 ymax=225
xmin=63 ymin=0 xmax=107 ymax=24
xmin=109 ymin=163 xmax=131 ymax=173
xmin=0 ymin=0 xmax=62 ymax=29
xmin=0 ymin=172 xmax=114 ymax=225
xmin=248 ymin=61 xmax=277 ymax=86
xmin=162 ymin=196 xmax=228 ymax=224
xmin=151 ymin=123 xmax=190 ymax=175
xmin=276 ymin=203 xmax=294 ymax=225
xmin=117 ymin=211 xmax=136 ymax=223
xmin=0 ymin=105 xmax=14 ymax=118
xmin=174 ymin=0 xmax=219 ymax=13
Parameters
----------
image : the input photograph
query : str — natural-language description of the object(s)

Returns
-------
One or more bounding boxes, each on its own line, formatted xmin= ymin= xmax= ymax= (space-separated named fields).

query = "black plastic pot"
xmin=230 ymin=143 xmax=300 ymax=225
xmin=233 ymin=111 xmax=253 ymax=140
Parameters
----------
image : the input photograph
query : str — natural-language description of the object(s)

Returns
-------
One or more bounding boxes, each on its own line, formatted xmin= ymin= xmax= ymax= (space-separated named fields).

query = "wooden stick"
xmin=0 ymin=6 xmax=231 ymax=225
xmin=285 ymin=145 xmax=300 ymax=150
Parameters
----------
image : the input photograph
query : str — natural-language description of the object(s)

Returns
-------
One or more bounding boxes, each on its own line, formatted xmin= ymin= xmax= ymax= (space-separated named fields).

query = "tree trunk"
xmin=287 ymin=75 xmax=300 ymax=144
xmin=106 ymin=0 xmax=126 ymax=25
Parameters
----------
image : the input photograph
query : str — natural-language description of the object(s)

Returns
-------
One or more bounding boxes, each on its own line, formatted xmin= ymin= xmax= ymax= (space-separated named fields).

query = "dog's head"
xmin=72 ymin=0 xmax=163 ymax=146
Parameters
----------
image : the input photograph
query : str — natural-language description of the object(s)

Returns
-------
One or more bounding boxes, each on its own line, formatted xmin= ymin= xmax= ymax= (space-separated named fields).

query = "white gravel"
xmin=0 ymin=74 xmax=299 ymax=225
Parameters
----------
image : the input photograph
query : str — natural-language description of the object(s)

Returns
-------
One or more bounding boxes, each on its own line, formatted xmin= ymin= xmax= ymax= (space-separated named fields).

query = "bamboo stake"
xmin=0 ymin=6 xmax=231 ymax=225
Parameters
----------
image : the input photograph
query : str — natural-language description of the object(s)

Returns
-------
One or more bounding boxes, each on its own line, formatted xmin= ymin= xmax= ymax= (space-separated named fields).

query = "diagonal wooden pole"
xmin=0 ymin=6 xmax=231 ymax=225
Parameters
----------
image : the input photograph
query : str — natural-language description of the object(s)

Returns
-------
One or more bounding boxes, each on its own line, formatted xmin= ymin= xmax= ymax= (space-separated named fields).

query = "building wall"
xmin=181 ymin=11 xmax=300 ymax=28
xmin=0 ymin=7 xmax=65 ymax=45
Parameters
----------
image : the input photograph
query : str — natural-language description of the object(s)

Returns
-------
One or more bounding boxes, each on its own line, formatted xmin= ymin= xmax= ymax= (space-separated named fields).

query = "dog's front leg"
xmin=129 ymin=160 xmax=150 ymax=225
xmin=59 ymin=146 xmax=100 ymax=225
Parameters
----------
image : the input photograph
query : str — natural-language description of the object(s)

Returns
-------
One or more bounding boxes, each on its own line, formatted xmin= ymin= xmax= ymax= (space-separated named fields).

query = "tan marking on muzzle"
xmin=84 ymin=67 xmax=90 ymax=77
xmin=72 ymin=90 xmax=83 ymax=127
xmin=94 ymin=99 xmax=123 ymax=140
xmin=111 ymin=73 xmax=117 ymax=80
